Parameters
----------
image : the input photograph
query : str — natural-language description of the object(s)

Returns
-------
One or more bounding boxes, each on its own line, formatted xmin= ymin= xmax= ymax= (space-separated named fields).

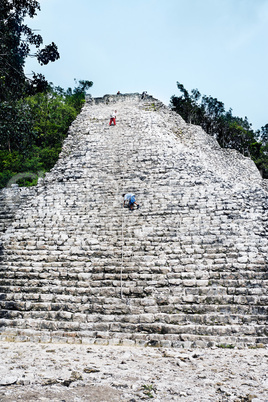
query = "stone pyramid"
xmin=0 ymin=93 xmax=267 ymax=347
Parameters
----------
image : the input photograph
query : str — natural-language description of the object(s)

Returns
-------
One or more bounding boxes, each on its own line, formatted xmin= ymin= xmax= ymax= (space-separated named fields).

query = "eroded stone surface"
xmin=0 ymin=93 xmax=267 ymax=346
xmin=0 ymin=341 xmax=267 ymax=401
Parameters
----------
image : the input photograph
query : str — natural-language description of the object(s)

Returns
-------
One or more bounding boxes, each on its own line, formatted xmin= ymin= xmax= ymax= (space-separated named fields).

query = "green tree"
xmin=259 ymin=124 xmax=268 ymax=144
xmin=254 ymin=124 xmax=268 ymax=178
xmin=24 ymin=91 xmax=77 ymax=147
xmin=170 ymin=82 xmax=267 ymax=177
xmin=65 ymin=79 xmax=93 ymax=112
xmin=0 ymin=99 xmax=35 ymax=152
xmin=0 ymin=0 xmax=63 ymax=188
xmin=0 ymin=0 xmax=59 ymax=101
xmin=170 ymin=82 xmax=203 ymax=125
xmin=0 ymin=80 xmax=93 ymax=188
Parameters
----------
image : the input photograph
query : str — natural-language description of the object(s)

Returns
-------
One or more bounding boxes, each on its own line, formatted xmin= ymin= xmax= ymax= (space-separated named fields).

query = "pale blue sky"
xmin=24 ymin=0 xmax=268 ymax=130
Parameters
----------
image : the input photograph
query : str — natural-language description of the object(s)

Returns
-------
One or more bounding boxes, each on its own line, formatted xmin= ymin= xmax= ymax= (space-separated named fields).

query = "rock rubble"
xmin=0 ymin=341 xmax=267 ymax=401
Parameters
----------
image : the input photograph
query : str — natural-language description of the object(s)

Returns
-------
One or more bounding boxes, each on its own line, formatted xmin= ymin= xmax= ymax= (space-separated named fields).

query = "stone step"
xmin=1 ymin=299 xmax=267 ymax=316
xmin=1 ymin=289 xmax=267 ymax=309
xmin=0 ymin=326 xmax=265 ymax=348
xmin=0 ymin=317 xmax=266 ymax=340
xmin=1 ymin=270 xmax=267 ymax=286
xmin=0 ymin=309 xmax=267 ymax=328
xmin=0 ymin=93 xmax=267 ymax=345
xmin=1 ymin=267 xmax=267 ymax=282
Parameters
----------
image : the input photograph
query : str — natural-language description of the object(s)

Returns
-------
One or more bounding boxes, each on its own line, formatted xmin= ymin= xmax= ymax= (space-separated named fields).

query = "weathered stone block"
xmin=0 ymin=93 xmax=267 ymax=346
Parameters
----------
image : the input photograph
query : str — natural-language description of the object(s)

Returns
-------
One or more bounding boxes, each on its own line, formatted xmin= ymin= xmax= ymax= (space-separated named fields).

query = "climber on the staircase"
xmin=141 ymin=91 xmax=147 ymax=99
xmin=123 ymin=193 xmax=140 ymax=210
xmin=109 ymin=110 xmax=117 ymax=126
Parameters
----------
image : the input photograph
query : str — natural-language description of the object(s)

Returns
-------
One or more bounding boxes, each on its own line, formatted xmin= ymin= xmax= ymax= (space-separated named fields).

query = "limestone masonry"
xmin=0 ymin=93 xmax=267 ymax=347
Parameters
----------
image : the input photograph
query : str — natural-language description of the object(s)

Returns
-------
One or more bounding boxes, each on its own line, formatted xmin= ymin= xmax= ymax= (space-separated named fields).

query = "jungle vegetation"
xmin=0 ymin=0 xmax=92 ymax=188
xmin=171 ymin=82 xmax=268 ymax=178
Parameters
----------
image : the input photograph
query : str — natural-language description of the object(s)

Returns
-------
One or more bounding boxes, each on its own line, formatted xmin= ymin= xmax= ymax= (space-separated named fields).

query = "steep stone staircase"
xmin=0 ymin=93 xmax=267 ymax=347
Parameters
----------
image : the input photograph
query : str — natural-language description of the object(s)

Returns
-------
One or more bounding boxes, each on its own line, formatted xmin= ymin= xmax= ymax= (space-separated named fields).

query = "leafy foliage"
xmin=23 ymin=91 xmax=77 ymax=147
xmin=254 ymin=124 xmax=268 ymax=177
xmin=0 ymin=1 xmax=94 ymax=189
xmin=0 ymin=0 xmax=59 ymax=101
xmin=0 ymin=100 xmax=34 ymax=153
xmin=0 ymin=83 xmax=93 ymax=188
xmin=64 ymin=79 xmax=93 ymax=112
xmin=171 ymin=82 xmax=268 ymax=178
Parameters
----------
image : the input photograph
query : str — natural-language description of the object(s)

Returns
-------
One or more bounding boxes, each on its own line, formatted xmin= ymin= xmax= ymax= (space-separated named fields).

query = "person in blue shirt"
xmin=123 ymin=193 xmax=140 ymax=210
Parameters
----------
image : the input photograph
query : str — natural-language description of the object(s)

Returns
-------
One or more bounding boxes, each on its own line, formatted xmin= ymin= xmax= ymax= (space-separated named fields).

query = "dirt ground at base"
xmin=0 ymin=341 xmax=267 ymax=402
